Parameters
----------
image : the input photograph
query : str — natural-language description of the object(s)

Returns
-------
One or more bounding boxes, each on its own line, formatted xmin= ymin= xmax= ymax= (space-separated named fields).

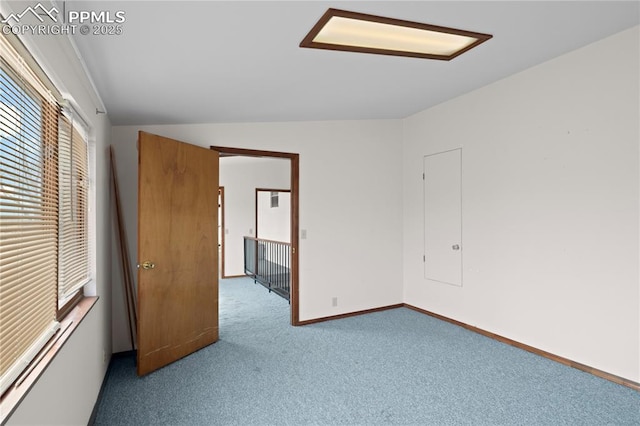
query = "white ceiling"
xmin=69 ymin=1 xmax=640 ymax=126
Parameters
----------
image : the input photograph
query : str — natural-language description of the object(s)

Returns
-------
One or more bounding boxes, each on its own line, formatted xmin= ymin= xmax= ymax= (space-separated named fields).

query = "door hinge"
xmin=423 ymin=255 xmax=425 ymax=262
xmin=422 ymin=173 xmax=425 ymax=180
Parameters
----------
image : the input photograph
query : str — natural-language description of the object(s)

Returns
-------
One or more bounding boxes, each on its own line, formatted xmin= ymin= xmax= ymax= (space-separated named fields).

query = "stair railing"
xmin=243 ymin=236 xmax=291 ymax=301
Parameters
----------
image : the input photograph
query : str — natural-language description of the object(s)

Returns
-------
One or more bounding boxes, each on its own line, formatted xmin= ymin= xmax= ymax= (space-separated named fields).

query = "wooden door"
xmin=424 ymin=149 xmax=462 ymax=286
xmin=137 ymin=131 xmax=219 ymax=376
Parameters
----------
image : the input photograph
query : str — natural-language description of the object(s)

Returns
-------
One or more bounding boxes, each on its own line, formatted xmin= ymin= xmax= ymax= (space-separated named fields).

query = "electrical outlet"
xmin=332 ymin=297 xmax=338 ymax=307
xmin=301 ymin=229 xmax=307 ymax=239
xmin=102 ymin=350 xmax=108 ymax=364
xmin=249 ymin=228 xmax=253 ymax=235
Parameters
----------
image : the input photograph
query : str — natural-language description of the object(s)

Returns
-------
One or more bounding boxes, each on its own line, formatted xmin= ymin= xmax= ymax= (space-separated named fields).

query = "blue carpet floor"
xmin=93 ymin=277 xmax=639 ymax=425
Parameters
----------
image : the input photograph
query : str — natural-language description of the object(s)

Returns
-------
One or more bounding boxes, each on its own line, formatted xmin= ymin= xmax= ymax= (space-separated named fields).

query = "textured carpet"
xmin=93 ymin=277 xmax=639 ymax=425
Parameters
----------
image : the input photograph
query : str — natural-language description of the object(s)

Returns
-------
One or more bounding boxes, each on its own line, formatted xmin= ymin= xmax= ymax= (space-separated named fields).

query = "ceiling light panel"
xmin=300 ymin=8 xmax=492 ymax=60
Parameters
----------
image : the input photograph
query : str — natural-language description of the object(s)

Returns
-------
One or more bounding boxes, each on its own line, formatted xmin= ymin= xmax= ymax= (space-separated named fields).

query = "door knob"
xmin=140 ymin=260 xmax=155 ymax=270
xmin=452 ymin=244 xmax=460 ymax=250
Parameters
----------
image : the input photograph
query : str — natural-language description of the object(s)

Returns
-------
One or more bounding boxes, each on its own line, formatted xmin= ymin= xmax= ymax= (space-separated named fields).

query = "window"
xmin=57 ymin=111 xmax=89 ymax=315
xmin=0 ymin=34 xmax=90 ymax=396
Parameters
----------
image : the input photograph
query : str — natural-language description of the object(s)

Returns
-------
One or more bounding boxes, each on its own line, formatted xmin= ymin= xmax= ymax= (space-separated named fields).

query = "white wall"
xmin=3 ymin=2 xmax=112 ymax=424
xmin=220 ymin=157 xmax=290 ymax=276
xmin=403 ymin=26 xmax=639 ymax=382
xmin=257 ymin=190 xmax=291 ymax=243
xmin=110 ymin=120 xmax=404 ymax=348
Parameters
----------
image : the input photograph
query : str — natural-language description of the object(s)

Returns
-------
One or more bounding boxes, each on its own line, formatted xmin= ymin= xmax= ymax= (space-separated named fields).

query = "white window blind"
xmin=0 ymin=31 xmax=92 ymax=397
xmin=57 ymin=112 xmax=89 ymax=307
xmin=0 ymin=53 xmax=60 ymax=395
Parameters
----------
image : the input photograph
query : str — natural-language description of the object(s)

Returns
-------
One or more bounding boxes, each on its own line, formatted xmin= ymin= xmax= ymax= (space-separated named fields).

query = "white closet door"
xmin=424 ymin=149 xmax=462 ymax=286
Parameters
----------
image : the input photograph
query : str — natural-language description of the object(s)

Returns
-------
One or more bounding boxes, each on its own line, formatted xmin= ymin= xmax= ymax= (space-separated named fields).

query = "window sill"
xmin=0 ymin=296 xmax=99 ymax=425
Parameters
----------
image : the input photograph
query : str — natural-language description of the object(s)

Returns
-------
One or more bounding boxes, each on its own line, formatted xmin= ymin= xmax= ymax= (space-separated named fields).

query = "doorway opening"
xmin=211 ymin=146 xmax=300 ymax=326
xmin=249 ymin=188 xmax=292 ymax=301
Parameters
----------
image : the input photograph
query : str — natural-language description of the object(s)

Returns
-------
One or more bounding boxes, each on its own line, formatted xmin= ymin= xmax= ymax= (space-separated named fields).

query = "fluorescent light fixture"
xmin=300 ymin=9 xmax=492 ymax=60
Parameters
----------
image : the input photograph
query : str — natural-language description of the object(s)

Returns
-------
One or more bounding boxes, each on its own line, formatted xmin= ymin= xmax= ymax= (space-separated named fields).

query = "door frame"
xmin=211 ymin=146 xmax=300 ymax=326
